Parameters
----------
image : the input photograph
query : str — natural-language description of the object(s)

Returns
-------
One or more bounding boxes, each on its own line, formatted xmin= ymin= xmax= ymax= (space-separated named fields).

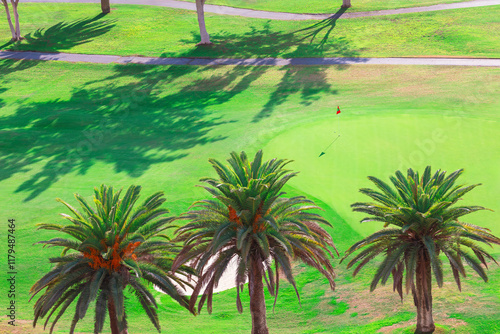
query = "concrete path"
xmin=1 ymin=50 xmax=499 ymax=66
xmin=25 ymin=0 xmax=500 ymax=20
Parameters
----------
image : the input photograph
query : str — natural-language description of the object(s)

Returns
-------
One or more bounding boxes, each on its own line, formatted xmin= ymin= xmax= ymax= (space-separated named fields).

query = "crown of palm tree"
xmin=342 ymin=166 xmax=500 ymax=298
xmin=174 ymin=150 xmax=337 ymax=314
xmin=30 ymin=185 xmax=194 ymax=334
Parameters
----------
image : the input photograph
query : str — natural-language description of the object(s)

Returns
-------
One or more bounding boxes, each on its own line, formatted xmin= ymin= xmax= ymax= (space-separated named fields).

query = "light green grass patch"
xmin=263 ymin=115 xmax=500 ymax=236
xmin=329 ymin=297 xmax=350 ymax=315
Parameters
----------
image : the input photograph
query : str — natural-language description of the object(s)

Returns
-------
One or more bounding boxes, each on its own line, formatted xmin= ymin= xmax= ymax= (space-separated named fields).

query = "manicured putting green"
xmin=263 ymin=114 xmax=500 ymax=237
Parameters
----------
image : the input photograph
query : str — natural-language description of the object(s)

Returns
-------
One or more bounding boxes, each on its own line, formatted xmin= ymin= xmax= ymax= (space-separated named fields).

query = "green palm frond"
xmin=343 ymin=166 xmax=500 ymax=301
xmin=31 ymin=185 xmax=193 ymax=334
xmin=175 ymin=150 xmax=337 ymax=315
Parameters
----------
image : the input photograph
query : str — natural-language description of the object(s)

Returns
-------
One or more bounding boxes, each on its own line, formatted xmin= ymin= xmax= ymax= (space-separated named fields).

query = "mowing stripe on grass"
xmin=1 ymin=51 xmax=500 ymax=66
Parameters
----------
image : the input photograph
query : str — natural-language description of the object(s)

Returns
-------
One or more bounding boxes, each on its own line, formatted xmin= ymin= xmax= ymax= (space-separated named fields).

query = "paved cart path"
xmin=24 ymin=0 xmax=500 ymax=20
xmin=10 ymin=0 xmax=499 ymax=67
xmin=1 ymin=51 xmax=499 ymax=66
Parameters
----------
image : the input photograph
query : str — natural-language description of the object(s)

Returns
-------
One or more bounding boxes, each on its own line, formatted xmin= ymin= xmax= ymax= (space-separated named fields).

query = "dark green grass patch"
xmin=1 ymin=4 xmax=499 ymax=58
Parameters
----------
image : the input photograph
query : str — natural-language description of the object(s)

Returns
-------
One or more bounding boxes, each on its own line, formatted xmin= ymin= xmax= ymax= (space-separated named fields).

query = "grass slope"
xmin=1 ymin=4 xmax=499 ymax=58
xmin=0 ymin=60 xmax=498 ymax=333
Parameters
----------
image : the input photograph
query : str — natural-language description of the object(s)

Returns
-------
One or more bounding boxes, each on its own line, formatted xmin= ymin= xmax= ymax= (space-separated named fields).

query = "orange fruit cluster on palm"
xmin=84 ymin=237 xmax=141 ymax=271
xmin=252 ymin=202 xmax=267 ymax=233
xmin=228 ymin=206 xmax=242 ymax=225
xmin=252 ymin=213 xmax=265 ymax=233
xmin=227 ymin=204 xmax=269 ymax=233
xmin=229 ymin=205 xmax=266 ymax=232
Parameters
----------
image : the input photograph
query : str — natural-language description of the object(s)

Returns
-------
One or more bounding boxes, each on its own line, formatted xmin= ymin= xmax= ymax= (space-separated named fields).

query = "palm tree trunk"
xmin=2 ymin=0 xmax=21 ymax=41
xmin=108 ymin=298 xmax=128 ymax=334
xmin=11 ymin=0 xmax=21 ymax=40
xmin=195 ymin=0 xmax=211 ymax=45
xmin=341 ymin=0 xmax=351 ymax=8
xmin=248 ymin=259 xmax=269 ymax=334
xmin=101 ymin=0 xmax=110 ymax=14
xmin=413 ymin=258 xmax=435 ymax=334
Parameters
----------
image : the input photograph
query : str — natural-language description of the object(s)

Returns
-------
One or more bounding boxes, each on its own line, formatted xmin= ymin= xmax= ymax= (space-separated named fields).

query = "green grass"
xmin=0 ymin=60 xmax=499 ymax=333
xmin=329 ymin=297 xmax=350 ymax=315
xmin=1 ymin=3 xmax=499 ymax=58
xmin=182 ymin=0 xmax=470 ymax=14
xmin=262 ymin=115 xmax=500 ymax=236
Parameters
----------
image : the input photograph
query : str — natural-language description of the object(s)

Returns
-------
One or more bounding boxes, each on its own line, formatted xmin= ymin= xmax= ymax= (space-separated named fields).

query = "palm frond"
xmin=343 ymin=166 xmax=499 ymax=306
xmin=32 ymin=185 xmax=186 ymax=334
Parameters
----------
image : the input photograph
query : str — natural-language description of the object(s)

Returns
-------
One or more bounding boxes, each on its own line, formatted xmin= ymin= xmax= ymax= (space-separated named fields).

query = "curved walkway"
xmin=1 ymin=50 xmax=499 ymax=66
xmin=25 ymin=0 xmax=500 ymax=20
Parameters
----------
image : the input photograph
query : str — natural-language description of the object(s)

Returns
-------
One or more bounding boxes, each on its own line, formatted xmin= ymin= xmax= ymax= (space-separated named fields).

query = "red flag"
xmin=336 ymin=106 xmax=341 ymax=114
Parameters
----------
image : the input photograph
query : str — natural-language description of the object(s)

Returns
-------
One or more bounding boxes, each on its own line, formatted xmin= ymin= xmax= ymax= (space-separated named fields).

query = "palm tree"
xmin=173 ymin=150 xmax=337 ymax=334
xmin=30 ymin=185 xmax=194 ymax=334
xmin=341 ymin=167 xmax=500 ymax=334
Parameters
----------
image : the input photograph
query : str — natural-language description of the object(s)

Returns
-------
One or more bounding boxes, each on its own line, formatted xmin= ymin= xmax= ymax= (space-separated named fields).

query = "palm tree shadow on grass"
xmin=0 ymin=58 xmax=46 ymax=109
xmin=2 ymin=13 xmax=116 ymax=53
xmin=0 ymin=63 xmax=276 ymax=201
xmin=0 ymin=58 xmax=39 ymax=75
xmin=252 ymin=8 xmax=363 ymax=121
xmin=178 ymin=7 xmax=362 ymax=122
xmin=253 ymin=65 xmax=338 ymax=122
xmin=0 ymin=8 xmax=359 ymax=200
xmin=295 ymin=7 xmax=349 ymax=50
xmin=180 ymin=7 xmax=354 ymax=59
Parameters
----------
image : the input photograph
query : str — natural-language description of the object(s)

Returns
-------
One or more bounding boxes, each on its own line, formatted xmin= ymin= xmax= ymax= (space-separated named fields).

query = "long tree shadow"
xmin=0 ymin=58 xmax=39 ymax=77
xmin=295 ymin=7 xmax=348 ymax=50
xmin=253 ymin=65 xmax=337 ymax=122
xmin=0 ymin=8 xmax=360 ymax=200
xmin=178 ymin=7 xmax=361 ymax=122
xmin=180 ymin=7 xmax=355 ymax=59
xmin=0 ymin=62 xmax=275 ymax=200
xmin=4 ymin=14 xmax=116 ymax=53
xmin=253 ymin=9 xmax=360 ymax=121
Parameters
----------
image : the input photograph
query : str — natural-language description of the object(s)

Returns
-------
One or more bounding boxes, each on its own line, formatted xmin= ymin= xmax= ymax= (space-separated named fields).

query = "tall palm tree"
xmin=30 ymin=185 xmax=194 ymax=334
xmin=173 ymin=150 xmax=337 ymax=334
xmin=341 ymin=167 xmax=500 ymax=334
